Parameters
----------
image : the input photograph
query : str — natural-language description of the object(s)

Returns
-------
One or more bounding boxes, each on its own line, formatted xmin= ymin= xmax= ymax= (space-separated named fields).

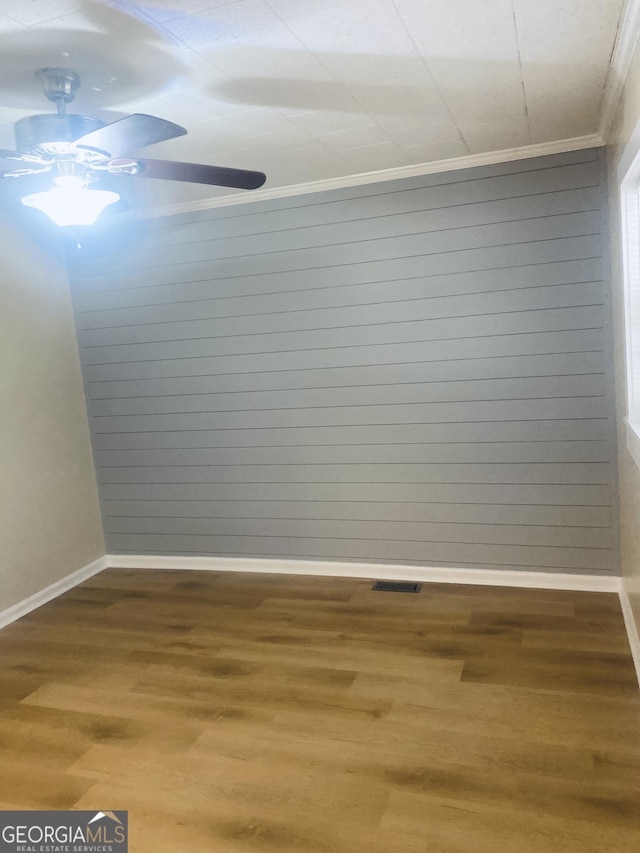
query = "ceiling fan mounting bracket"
xmin=35 ymin=67 xmax=80 ymax=114
xmin=107 ymin=158 xmax=143 ymax=176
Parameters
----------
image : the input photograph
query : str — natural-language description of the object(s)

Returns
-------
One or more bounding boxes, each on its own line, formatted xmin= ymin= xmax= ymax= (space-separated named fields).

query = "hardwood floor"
xmin=0 ymin=569 xmax=639 ymax=852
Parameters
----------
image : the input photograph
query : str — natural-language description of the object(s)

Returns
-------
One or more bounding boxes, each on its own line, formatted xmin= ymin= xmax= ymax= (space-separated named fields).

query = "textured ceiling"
xmin=0 ymin=0 xmax=628 ymax=209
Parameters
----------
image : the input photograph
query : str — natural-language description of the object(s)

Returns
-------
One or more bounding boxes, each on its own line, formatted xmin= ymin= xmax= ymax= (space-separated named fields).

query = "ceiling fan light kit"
xmin=1 ymin=67 xmax=266 ymax=227
xmin=21 ymin=175 xmax=120 ymax=227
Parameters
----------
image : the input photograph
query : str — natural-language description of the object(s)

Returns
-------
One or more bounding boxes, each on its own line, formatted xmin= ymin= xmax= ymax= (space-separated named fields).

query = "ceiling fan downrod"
xmin=14 ymin=68 xmax=104 ymax=153
xmin=35 ymin=67 xmax=80 ymax=116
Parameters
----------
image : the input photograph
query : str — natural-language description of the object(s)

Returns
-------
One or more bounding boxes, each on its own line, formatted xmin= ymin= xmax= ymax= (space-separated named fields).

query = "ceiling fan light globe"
xmin=53 ymin=175 xmax=86 ymax=189
xmin=21 ymin=183 xmax=119 ymax=226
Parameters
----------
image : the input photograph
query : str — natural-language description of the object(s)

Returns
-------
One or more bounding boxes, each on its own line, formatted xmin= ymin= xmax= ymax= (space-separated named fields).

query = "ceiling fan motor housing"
xmin=14 ymin=113 xmax=106 ymax=153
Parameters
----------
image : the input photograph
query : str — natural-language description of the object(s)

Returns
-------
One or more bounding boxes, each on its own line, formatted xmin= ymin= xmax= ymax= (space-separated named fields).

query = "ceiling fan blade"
xmin=111 ymin=157 xmax=266 ymax=190
xmin=71 ymin=114 xmax=187 ymax=157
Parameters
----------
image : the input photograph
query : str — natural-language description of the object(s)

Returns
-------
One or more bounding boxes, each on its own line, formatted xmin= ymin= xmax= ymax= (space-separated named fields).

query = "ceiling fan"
xmin=0 ymin=67 xmax=267 ymax=226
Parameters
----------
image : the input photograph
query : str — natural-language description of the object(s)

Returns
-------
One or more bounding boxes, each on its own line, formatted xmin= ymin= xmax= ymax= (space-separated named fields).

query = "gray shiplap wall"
xmin=68 ymin=147 xmax=619 ymax=574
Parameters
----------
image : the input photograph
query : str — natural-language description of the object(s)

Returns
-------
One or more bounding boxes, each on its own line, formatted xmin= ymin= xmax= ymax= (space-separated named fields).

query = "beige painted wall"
xmin=0 ymin=221 xmax=104 ymax=612
xmin=608 ymin=39 xmax=640 ymax=632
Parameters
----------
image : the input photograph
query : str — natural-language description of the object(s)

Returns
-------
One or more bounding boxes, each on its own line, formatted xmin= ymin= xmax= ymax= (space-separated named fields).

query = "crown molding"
xmin=599 ymin=0 xmax=640 ymax=142
xmin=132 ymin=131 xmax=603 ymax=221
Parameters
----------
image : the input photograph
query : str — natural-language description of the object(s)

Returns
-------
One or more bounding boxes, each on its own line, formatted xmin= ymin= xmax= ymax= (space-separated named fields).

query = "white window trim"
xmin=619 ymin=118 xmax=640 ymax=471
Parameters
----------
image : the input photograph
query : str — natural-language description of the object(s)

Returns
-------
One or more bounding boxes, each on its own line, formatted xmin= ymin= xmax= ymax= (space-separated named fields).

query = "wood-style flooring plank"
xmin=0 ymin=568 xmax=638 ymax=853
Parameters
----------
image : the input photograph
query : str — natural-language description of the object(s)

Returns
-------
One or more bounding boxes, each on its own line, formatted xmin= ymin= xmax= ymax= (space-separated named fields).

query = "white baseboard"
xmin=0 ymin=556 xmax=109 ymax=631
xmin=619 ymin=582 xmax=640 ymax=688
xmin=105 ymin=554 xmax=622 ymax=593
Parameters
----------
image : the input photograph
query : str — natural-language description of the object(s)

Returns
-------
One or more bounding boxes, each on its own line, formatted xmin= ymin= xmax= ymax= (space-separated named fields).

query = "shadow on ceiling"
xmin=204 ymin=49 xmax=605 ymax=126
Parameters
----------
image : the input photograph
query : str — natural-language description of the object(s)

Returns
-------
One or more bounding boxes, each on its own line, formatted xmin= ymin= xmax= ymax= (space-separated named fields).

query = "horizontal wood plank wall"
xmin=68 ymin=147 xmax=619 ymax=575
